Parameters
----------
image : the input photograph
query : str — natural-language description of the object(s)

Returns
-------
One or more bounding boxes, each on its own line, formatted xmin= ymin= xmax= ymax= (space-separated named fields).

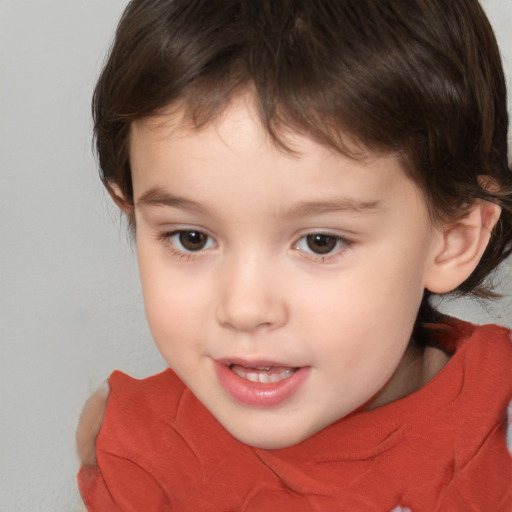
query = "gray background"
xmin=0 ymin=0 xmax=511 ymax=510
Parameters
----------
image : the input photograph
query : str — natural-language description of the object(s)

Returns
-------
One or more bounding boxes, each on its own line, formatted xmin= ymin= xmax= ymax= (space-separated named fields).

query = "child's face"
xmin=129 ymin=96 xmax=442 ymax=449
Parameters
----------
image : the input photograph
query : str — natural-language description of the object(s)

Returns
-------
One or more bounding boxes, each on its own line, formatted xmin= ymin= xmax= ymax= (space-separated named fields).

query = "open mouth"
xmin=229 ymin=364 xmax=299 ymax=384
xmin=215 ymin=360 xmax=309 ymax=407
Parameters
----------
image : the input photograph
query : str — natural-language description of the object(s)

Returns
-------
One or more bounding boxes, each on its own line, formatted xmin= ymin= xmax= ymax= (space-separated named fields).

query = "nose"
xmin=215 ymin=254 xmax=288 ymax=333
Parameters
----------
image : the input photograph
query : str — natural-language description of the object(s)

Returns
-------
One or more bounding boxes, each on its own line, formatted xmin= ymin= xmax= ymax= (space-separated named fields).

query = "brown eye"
xmin=305 ymin=234 xmax=339 ymax=254
xmin=177 ymin=231 xmax=209 ymax=251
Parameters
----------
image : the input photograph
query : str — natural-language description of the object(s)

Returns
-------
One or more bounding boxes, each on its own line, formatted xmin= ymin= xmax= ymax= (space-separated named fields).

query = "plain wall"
xmin=0 ymin=0 xmax=511 ymax=510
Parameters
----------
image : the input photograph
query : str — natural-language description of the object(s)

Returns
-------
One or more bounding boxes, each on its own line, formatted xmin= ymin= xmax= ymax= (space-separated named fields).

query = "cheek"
xmin=142 ymin=284 xmax=207 ymax=368
xmin=294 ymin=254 xmax=426 ymax=362
xmin=137 ymin=250 xmax=209 ymax=355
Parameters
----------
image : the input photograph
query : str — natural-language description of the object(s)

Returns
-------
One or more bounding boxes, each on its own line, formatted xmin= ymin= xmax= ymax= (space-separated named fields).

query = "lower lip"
xmin=214 ymin=362 xmax=310 ymax=408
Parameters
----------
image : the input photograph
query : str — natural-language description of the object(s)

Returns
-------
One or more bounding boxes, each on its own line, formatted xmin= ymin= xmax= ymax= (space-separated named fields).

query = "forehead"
xmin=129 ymin=96 xmax=425 ymax=218
xmin=131 ymin=92 xmax=380 ymax=161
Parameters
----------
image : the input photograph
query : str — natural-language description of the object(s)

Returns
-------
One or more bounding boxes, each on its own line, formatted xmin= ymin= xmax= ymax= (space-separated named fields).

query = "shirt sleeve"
xmin=78 ymin=453 xmax=172 ymax=512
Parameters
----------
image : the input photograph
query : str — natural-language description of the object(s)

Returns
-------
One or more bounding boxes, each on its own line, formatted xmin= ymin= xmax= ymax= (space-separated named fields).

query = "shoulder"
xmin=433 ymin=318 xmax=511 ymax=350
xmin=105 ymin=369 xmax=186 ymax=424
xmin=76 ymin=369 xmax=184 ymax=467
xmin=434 ymin=320 xmax=512 ymax=373
xmin=462 ymin=322 xmax=512 ymax=373
xmin=448 ymin=321 xmax=512 ymax=400
xmin=449 ymin=322 xmax=512 ymax=478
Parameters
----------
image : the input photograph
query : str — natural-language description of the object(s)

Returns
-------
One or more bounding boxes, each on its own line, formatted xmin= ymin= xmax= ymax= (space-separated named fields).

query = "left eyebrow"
xmin=136 ymin=187 xmax=207 ymax=213
xmin=283 ymin=198 xmax=383 ymax=218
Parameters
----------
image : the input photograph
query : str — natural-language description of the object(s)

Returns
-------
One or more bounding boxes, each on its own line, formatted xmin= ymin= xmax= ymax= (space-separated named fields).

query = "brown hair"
xmin=93 ymin=0 xmax=512 ymax=311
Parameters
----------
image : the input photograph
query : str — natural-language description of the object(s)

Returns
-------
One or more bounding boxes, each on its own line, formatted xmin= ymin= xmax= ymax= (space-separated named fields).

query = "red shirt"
xmin=78 ymin=321 xmax=512 ymax=511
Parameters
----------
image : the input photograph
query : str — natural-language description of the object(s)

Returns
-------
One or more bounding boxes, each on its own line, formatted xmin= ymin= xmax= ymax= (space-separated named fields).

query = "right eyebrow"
xmin=136 ymin=187 xmax=206 ymax=213
xmin=282 ymin=198 xmax=383 ymax=218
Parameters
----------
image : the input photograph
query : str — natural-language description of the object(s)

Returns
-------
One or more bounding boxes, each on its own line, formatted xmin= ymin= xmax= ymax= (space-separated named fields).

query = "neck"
xmin=367 ymin=342 xmax=451 ymax=410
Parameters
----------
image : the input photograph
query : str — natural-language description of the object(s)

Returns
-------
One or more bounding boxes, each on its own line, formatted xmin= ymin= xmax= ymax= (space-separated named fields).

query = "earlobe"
xmin=425 ymin=200 xmax=501 ymax=294
xmin=107 ymin=182 xmax=134 ymax=216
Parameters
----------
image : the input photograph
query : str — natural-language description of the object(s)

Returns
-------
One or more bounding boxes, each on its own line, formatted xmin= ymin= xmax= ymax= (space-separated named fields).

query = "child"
xmin=76 ymin=0 xmax=512 ymax=510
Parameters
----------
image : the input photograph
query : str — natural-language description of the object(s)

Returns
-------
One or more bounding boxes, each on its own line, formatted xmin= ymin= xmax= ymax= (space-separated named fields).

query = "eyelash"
xmin=157 ymin=229 xmax=216 ymax=260
xmin=157 ymin=229 xmax=353 ymax=263
xmin=293 ymin=233 xmax=353 ymax=262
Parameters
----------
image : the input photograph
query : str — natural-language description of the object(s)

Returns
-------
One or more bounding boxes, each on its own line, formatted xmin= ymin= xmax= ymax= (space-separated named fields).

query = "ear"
xmin=107 ymin=182 xmax=134 ymax=216
xmin=424 ymin=199 xmax=501 ymax=294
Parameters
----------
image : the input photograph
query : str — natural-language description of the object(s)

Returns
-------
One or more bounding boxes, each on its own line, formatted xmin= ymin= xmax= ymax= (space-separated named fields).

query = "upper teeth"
xmin=230 ymin=365 xmax=295 ymax=384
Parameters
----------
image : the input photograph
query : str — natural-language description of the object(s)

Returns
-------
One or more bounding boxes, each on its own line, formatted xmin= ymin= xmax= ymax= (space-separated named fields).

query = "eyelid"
xmin=156 ymin=225 xmax=354 ymax=263
xmin=293 ymin=231 xmax=354 ymax=262
xmin=170 ymin=230 xmax=216 ymax=252
xmin=157 ymin=226 xmax=217 ymax=258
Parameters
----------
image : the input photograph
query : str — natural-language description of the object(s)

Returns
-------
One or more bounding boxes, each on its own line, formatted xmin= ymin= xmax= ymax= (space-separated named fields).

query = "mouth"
xmin=214 ymin=359 xmax=309 ymax=407
xmin=228 ymin=364 xmax=299 ymax=384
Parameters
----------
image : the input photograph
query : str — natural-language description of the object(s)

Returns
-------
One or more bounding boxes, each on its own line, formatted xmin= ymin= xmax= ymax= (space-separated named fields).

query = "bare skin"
xmin=76 ymin=384 xmax=109 ymax=467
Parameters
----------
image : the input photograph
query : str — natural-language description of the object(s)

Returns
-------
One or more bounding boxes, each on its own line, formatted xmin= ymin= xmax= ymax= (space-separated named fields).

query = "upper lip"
xmin=215 ymin=357 xmax=299 ymax=369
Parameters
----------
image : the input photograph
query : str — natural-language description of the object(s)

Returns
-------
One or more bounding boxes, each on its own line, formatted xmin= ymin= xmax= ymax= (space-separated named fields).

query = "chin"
xmin=226 ymin=422 xmax=314 ymax=450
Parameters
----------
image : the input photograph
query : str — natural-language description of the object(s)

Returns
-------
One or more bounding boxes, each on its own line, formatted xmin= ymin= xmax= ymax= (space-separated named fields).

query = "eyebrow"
xmin=137 ymin=188 xmax=206 ymax=213
xmin=283 ymin=198 xmax=383 ymax=218
xmin=136 ymin=187 xmax=383 ymax=217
